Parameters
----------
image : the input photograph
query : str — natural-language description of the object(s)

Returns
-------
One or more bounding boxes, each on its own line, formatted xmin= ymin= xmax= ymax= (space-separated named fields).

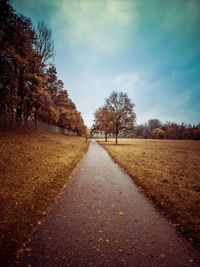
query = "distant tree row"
xmin=92 ymin=98 xmax=200 ymax=141
xmin=0 ymin=0 xmax=86 ymax=136
xmin=91 ymin=91 xmax=136 ymax=144
xmin=136 ymin=119 xmax=200 ymax=140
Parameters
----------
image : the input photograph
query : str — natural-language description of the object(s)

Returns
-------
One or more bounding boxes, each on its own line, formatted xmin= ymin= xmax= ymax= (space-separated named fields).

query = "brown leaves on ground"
xmin=0 ymin=126 xmax=90 ymax=265
xmin=98 ymin=138 xmax=200 ymax=247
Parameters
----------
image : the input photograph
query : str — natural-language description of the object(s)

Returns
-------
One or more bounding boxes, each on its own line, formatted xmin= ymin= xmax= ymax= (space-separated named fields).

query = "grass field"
xmin=0 ymin=127 xmax=89 ymax=264
xmin=97 ymin=138 xmax=200 ymax=247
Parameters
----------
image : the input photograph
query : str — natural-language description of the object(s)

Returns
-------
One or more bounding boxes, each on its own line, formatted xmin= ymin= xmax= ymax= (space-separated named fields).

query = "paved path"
xmin=16 ymin=141 xmax=200 ymax=266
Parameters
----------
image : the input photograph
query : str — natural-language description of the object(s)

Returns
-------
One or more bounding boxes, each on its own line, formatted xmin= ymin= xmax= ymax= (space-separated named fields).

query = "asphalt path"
xmin=15 ymin=140 xmax=200 ymax=266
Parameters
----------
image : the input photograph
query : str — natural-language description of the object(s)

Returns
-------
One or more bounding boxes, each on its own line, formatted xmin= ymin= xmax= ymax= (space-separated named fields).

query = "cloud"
xmin=110 ymin=70 xmax=199 ymax=125
xmin=50 ymin=0 xmax=138 ymax=53
xmin=12 ymin=0 xmax=200 ymax=126
xmin=12 ymin=0 xmax=57 ymax=26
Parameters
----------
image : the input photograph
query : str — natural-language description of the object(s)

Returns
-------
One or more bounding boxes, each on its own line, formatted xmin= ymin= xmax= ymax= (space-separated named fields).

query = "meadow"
xmin=97 ymin=138 xmax=200 ymax=247
xmin=0 ymin=127 xmax=89 ymax=264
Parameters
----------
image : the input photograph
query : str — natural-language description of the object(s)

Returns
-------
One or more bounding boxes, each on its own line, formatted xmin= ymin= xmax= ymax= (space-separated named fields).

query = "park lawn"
xmin=0 ymin=127 xmax=89 ymax=265
xmin=97 ymin=138 xmax=200 ymax=247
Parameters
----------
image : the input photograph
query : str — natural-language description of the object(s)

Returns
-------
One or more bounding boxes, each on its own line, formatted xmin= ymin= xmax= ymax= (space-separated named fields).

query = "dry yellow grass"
xmin=97 ymin=138 xmax=200 ymax=247
xmin=0 ymin=126 xmax=89 ymax=264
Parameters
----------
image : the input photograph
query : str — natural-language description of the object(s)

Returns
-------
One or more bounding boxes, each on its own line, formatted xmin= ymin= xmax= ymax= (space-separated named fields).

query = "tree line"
xmin=92 ymin=92 xmax=200 ymax=141
xmin=136 ymin=119 xmax=200 ymax=140
xmin=0 ymin=0 xmax=87 ymax=136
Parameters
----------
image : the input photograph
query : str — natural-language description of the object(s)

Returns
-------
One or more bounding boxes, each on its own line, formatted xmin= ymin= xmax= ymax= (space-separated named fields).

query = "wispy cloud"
xmin=12 ymin=0 xmax=200 ymax=126
xmin=51 ymin=0 xmax=137 ymax=53
xmin=110 ymin=70 xmax=199 ymax=125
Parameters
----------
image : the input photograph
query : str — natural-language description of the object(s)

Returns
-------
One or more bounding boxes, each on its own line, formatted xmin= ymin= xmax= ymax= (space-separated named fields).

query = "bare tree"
xmin=34 ymin=21 xmax=55 ymax=65
xmin=105 ymin=91 xmax=136 ymax=144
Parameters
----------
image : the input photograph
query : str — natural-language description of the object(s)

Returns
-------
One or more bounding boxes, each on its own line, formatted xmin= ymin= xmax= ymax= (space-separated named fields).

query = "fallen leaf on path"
xmin=119 ymin=211 xmax=124 ymax=216
xmin=160 ymin=254 xmax=166 ymax=258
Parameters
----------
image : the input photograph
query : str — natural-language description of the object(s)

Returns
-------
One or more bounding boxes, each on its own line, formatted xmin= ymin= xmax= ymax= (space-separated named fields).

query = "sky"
xmin=12 ymin=0 xmax=200 ymax=127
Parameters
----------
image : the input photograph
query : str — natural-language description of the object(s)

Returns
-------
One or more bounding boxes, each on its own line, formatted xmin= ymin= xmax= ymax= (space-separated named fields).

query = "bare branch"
xmin=34 ymin=21 xmax=55 ymax=65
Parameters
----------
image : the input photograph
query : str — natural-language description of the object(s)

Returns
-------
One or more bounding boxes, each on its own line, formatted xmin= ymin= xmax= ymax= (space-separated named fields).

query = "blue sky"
xmin=12 ymin=0 xmax=200 ymax=127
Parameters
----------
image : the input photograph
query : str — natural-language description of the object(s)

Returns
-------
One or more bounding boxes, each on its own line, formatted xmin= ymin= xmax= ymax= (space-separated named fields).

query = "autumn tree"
xmin=91 ymin=105 xmax=113 ymax=141
xmin=105 ymin=91 xmax=136 ymax=144
xmin=0 ymin=0 xmax=17 ymax=124
xmin=0 ymin=0 xmax=43 ymax=125
xmin=146 ymin=119 xmax=162 ymax=138
xmin=0 ymin=0 xmax=87 ymax=136
xmin=152 ymin=128 xmax=165 ymax=139
xmin=135 ymin=120 xmax=200 ymax=140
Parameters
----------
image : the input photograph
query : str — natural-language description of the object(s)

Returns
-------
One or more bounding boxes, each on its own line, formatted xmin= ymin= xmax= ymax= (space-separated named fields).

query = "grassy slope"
xmin=97 ymin=138 xmax=200 ymax=248
xmin=0 ymin=127 xmax=89 ymax=264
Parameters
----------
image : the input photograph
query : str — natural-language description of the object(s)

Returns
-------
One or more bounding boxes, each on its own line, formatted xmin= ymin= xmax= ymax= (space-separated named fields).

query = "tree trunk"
xmin=34 ymin=112 xmax=38 ymax=129
xmin=115 ymin=133 xmax=118 ymax=144
xmin=105 ymin=133 xmax=107 ymax=142
xmin=11 ymin=110 xmax=14 ymax=126
xmin=16 ymin=108 xmax=22 ymax=127
xmin=115 ymin=124 xmax=119 ymax=144
xmin=24 ymin=115 xmax=28 ymax=128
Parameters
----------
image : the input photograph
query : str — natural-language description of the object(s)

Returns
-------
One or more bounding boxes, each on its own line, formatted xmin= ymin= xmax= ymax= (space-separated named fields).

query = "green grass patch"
xmin=0 ymin=126 xmax=89 ymax=265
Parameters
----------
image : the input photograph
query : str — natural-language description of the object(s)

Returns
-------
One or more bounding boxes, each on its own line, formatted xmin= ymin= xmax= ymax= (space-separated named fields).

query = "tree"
xmin=146 ymin=119 xmax=162 ymax=138
xmin=105 ymin=91 xmax=136 ymax=144
xmin=152 ymin=128 xmax=166 ymax=139
xmin=135 ymin=124 xmax=147 ymax=138
xmin=0 ymin=0 xmax=17 ymax=125
xmin=34 ymin=21 xmax=55 ymax=65
xmin=0 ymin=0 xmax=44 ymax=126
xmin=91 ymin=105 xmax=113 ymax=141
xmin=0 ymin=0 xmax=87 ymax=136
